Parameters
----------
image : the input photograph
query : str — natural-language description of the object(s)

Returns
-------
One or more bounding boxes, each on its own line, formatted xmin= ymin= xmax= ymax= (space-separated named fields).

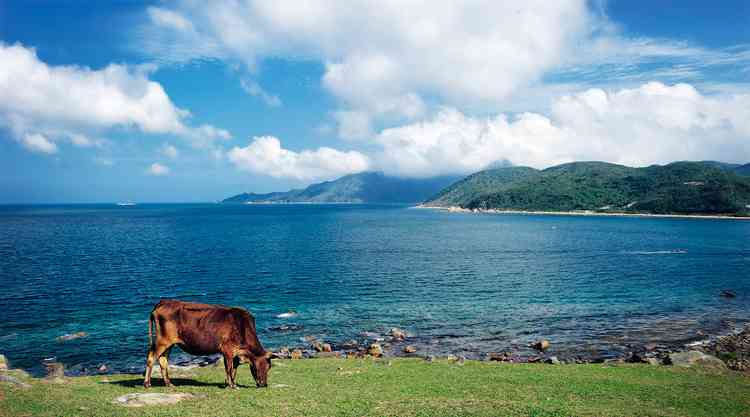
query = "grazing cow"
xmin=144 ymin=299 xmax=276 ymax=389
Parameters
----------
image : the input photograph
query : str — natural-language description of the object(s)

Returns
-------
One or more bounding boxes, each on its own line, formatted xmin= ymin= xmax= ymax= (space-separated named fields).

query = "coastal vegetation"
xmin=424 ymin=161 xmax=750 ymax=216
xmin=3 ymin=358 xmax=750 ymax=417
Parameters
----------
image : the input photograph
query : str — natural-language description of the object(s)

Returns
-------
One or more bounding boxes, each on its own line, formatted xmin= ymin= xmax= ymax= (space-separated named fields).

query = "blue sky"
xmin=1 ymin=1 xmax=749 ymax=203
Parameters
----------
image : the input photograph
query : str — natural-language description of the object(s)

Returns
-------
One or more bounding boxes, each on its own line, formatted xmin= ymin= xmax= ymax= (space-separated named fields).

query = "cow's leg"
xmin=231 ymin=356 xmax=240 ymax=386
xmin=223 ymin=351 xmax=238 ymax=389
xmin=158 ymin=346 xmax=174 ymax=388
xmin=144 ymin=346 xmax=156 ymax=389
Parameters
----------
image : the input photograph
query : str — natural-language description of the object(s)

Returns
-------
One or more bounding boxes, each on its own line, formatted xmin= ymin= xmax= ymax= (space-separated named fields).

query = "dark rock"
xmin=487 ymin=352 xmax=512 ymax=362
xmin=544 ymin=356 xmax=561 ymax=365
xmin=626 ymin=352 xmax=648 ymax=363
xmin=268 ymin=324 xmax=304 ymax=332
xmin=720 ymin=290 xmax=737 ymax=298
xmin=340 ymin=339 xmax=359 ymax=349
xmin=532 ymin=340 xmax=550 ymax=351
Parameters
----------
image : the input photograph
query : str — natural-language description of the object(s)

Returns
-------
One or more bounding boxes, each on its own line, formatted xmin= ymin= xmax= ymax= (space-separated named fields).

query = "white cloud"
xmin=227 ymin=136 xmax=370 ymax=181
xmin=240 ymin=78 xmax=282 ymax=107
xmin=161 ymin=143 xmax=179 ymax=159
xmin=21 ymin=133 xmax=57 ymax=154
xmin=147 ymin=163 xmax=170 ymax=176
xmin=142 ymin=1 xmax=591 ymax=135
xmin=0 ymin=43 xmax=230 ymax=154
xmin=371 ymin=82 xmax=750 ymax=177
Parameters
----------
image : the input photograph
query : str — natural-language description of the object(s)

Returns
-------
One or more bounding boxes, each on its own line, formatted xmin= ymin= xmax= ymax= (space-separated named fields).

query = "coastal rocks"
xmin=0 ymin=374 xmax=31 ymax=389
xmin=56 ymin=331 xmax=88 ymax=342
xmin=290 ymin=349 xmax=303 ymax=360
xmin=269 ymin=324 xmax=304 ymax=332
xmin=403 ymin=345 xmax=417 ymax=354
xmin=45 ymin=362 xmax=65 ymax=384
xmin=487 ymin=352 xmax=513 ymax=362
xmin=312 ymin=341 xmax=333 ymax=352
xmin=340 ymin=339 xmax=359 ymax=349
xmin=544 ymin=356 xmax=561 ymax=365
xmin=114 ymin=393 xmax=198 ymax=407
xmin=720 ymin=290 xmax=737 ymax=299
xmin=367 ymin=343 xmax=383 ymax=357
xmin=700 ymin=325 xmax=750 ymax=371
xmin=389 ymin=328 xmax=407 ymax=340
xmin=532 ymin=340 xmax=550 ymax=351
xmin=667 ymin=351 xmax=726 ymax=370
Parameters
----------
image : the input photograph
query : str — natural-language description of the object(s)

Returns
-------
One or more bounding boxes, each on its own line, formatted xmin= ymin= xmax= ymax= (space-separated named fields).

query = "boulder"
xmin=389 ymin=328 xmax=407 ymax=340
xmin=340 ymin=339 xmax=358 ymax=349
xmin=367 ymin=343 xmax=383 ymax=358
xmin=113 ymin=393 xmax=197 ymax=407
xmin=290 ymin=349 xmax=303 ymax=360
xmin=487 ymin=352 xmax=512 ymax=362
xmin=45 ymin=362 xmax=65 ymax=379
xmin=667 ymin=351 xmax=726 ymax=370
xmin=0 ymin=374 xmax=31 ymax=389
xmin=532 ymin=340 xmax=550 ymax=351
xmin=544 ymin=356 xmax=561 ymax=365
xmin=0 ymin=354 xmax=7 ymax=371
xmin=312 ymin=342 xmax=324 ymax=352
xmin=720 ymin=290 xmax=737 ymax=298
xmin=56 ymin=332 xmax=88 ymax=342
xmin=403 ymin=345 xmax=417 ymax=354
xmin=322 ymin=343 xmax=333 ymax=353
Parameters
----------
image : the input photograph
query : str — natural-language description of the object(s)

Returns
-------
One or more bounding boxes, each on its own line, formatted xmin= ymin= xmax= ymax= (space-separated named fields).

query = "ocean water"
xmin=1 ymin=204 xmax=749 ymax=375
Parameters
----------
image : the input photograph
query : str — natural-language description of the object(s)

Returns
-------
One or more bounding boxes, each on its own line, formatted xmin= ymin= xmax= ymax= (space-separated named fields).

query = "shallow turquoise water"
xmin=1 ymin=204 xmax=749 ymax=375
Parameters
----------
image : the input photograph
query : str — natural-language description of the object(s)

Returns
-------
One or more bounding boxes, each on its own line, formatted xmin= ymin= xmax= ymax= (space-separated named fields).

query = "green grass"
xmin=2 ymin=358 xmax=750 ymax=417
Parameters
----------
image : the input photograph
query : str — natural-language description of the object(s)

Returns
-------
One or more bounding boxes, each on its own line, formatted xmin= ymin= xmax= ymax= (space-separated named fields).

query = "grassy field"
xmin=2 ymin=358 xmax=750 ymax=417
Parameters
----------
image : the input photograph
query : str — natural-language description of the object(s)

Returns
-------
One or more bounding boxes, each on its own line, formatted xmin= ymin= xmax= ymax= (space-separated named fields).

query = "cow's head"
xmin=243 ymin=351 xmax=277 ymax=388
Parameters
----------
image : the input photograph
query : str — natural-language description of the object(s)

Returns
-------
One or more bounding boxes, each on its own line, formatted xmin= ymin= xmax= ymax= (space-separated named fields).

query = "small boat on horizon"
xmin=116 ymin=202 xmax=137 ymax=206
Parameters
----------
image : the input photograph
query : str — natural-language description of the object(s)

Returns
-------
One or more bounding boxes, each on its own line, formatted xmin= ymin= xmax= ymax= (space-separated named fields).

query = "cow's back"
xmin=153 ymin=300 xmax=242 ymax=355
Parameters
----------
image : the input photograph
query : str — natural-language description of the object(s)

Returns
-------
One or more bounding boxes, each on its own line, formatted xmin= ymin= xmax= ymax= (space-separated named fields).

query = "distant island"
xmin=222 ymin=172 xmax=460 ymax=204
xmin=422 ymin=161 xmax=750 ymax=217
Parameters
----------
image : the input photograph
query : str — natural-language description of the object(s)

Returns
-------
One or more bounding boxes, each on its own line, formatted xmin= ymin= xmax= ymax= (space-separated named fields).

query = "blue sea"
xmin=1 ymin=204 xmax=749 ymax=375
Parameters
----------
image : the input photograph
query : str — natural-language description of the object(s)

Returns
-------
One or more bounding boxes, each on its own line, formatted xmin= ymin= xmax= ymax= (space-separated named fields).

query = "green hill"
xmin=223 ymin=172 xmax=460 ymax=204
xmin=424 ymin=161 xmax=750 ymax=216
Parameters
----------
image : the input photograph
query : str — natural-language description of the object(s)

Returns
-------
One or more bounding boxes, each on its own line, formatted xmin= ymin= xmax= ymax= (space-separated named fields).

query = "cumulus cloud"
xmin=21 ymin=133 xmax=58 ymax=154
xmin=141 ymin=1 xmax=590 ymax=135
xmin=147 ymin=163 xmax=170 ymax=176
xmin=227 ymin=136 xmax=370 ymax=181
xmin=0 ymin=43 xmax=230 ymax=154
xmin=372 ymin=82 xmax=750 ymax=177
xmin=240 ymin=78 xmax=282 ymax=107
xmin=161 ymin=143 xmax=179 ymax=159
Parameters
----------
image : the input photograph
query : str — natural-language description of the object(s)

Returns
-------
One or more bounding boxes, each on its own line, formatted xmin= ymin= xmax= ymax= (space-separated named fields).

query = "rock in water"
xmin=367 ymin=343 xmax=383 ymax=357
xmin=403 ymin=345 xmax=417 ymax=354
xmin=113 ymin=393 xmax=196 ymax=407
xmin=532 ymin=340 xmax=551 ymax=351
xmin=668 ymin=351 xmax=726 ymax=370
xmin=720 ymin=290 xmax=737 ymax=298
xmin=389 ymin=328 xmax=407 ymax=340
xmin=56 ymin=332 xmax=88 ymax=342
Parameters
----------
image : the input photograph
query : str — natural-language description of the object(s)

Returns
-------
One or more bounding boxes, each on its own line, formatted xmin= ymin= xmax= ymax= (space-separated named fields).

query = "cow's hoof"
xmin=143 ymin=382 xmax=151 ymax=389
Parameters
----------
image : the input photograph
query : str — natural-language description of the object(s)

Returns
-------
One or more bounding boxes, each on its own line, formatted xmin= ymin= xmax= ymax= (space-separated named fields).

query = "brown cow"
xmin=144 ymin=299 xmax=276 ymax=389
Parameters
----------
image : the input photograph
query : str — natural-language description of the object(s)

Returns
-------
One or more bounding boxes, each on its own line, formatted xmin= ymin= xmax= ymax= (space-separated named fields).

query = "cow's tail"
xmin=148 ymin=312 xmax=157 ymax=350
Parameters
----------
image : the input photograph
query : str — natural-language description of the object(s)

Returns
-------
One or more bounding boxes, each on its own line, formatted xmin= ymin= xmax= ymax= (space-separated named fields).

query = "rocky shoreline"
xmin=2 ymin=324 xmax=748 ymax=381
